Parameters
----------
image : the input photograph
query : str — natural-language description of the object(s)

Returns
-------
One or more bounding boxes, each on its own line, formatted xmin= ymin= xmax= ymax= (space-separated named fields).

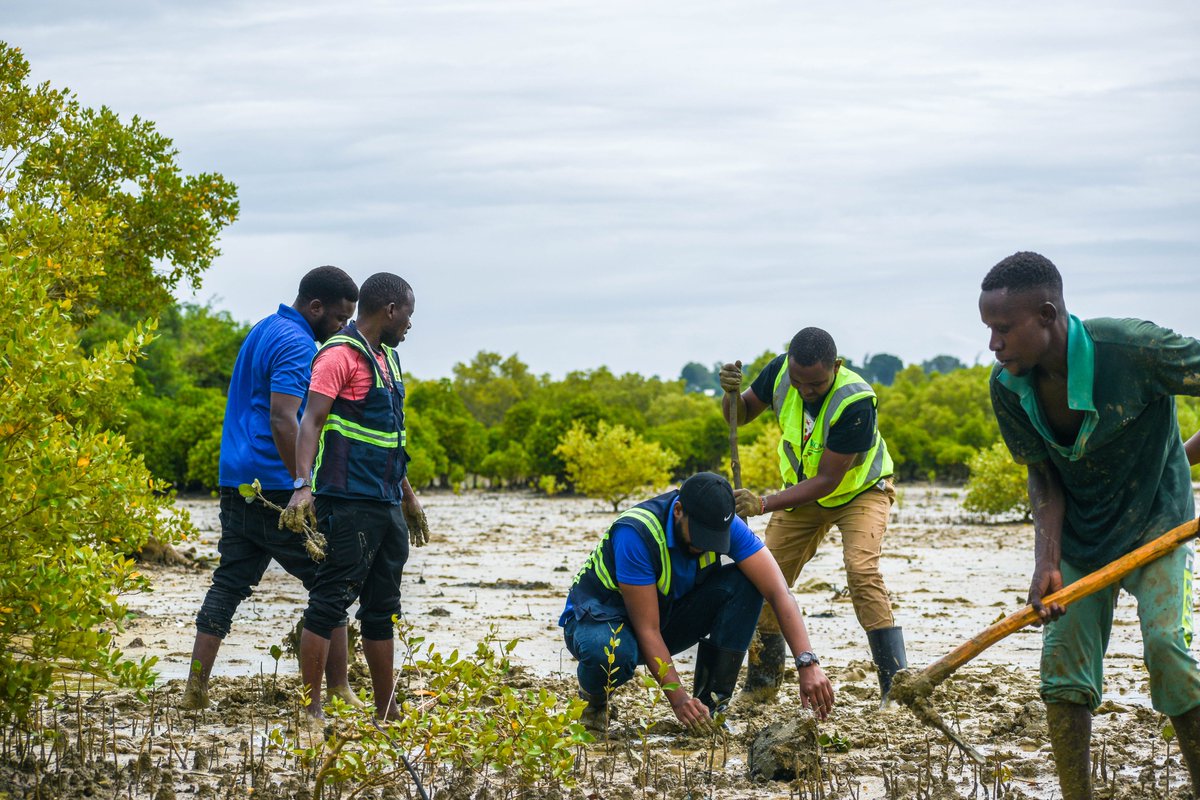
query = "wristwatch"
xmin=292 ymin=476 xmax=311 ymax=490
xmin=794 ymin=651 xmax=820 ymax=669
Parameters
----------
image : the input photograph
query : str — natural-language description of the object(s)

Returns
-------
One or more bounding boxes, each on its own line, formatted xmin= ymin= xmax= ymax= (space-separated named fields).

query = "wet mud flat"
xmin=1 ymin=485 xmax=1196 ymax=798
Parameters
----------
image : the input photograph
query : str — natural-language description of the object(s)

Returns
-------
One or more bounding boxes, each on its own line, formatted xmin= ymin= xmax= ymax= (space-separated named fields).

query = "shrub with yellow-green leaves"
xmin=0 ymin=249 xmax=192 ymax=722
xmin=556 ymin=419 xmax=678 ymax=511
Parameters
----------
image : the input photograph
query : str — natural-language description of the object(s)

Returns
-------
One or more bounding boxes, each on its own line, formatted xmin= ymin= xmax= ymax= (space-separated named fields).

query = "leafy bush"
xmin=724 ymin=424 xmax=782 ymax=493
xmin=556 ymin=420 xmax=678 ymax=510
xmin=877 ymin=365 xmax=998 ymax=481
xmin=963 ymin=442 xmax=1030 ymax=520
xmin=274 ymin=623 xmax=589 ymax=797
xmin=0 ymin=249 xmax=190 ymax=722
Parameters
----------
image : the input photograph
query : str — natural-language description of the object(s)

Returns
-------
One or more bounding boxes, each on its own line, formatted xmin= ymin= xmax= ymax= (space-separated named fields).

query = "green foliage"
xmin=876 ymin=365 xmax=998 ymax=481
xmin=725 ymin=424 xmax=782 ymax=492
xmin=1178 ymin=396 xmax=1200 ymax=481
xmin=0 ymin=42 xmax=225 ymax=722
xmin=407 ymin=377 xmax=488 ymax=488
xmin=849 ymin=352 xmax=902 ymax=386
xmin=403 ymin=406 xmax=448 ymax=490
xmin=680 ymin=361 xmax=721 ymax=394
xmin=452 ymin=350 xmax=539 ymax=427
xmin=556 ymin=420 xmax=678 ymax=511
xmin=645 ymin=394 xmax=728 ymax=475
xmin=479 ymin=440 xmax=532 ymax=487
xmin=0 ymin=42 xmax=239 ymax=319
xmin=0 ymin=247 xmax=189 ymax=723
xmin=963 ymin=441 xmax=1030 ymax=520
xmin=922 ymin=354 xmax=967 ymax=375
xmin=274 ymin=622 xmax=589 ymax=796
xmin=123 ymin=384 xmax=225 ymax=491
xmin=538 ymin=474 xmax=561 ymax=496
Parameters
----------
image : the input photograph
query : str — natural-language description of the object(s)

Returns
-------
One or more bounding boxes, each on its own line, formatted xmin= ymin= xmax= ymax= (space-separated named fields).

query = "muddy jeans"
xmin=196 ymin=487 xmax=343 ymax=638
xmin=303 ymin=496 xmax=409 ymax=641
xmin=1041 ymin=540 xmax=1200 ymax=717
xmin=757 ymin=480 xmax=896 ymax=635
xmin=562 ymin=564 xmax=764 ymax=699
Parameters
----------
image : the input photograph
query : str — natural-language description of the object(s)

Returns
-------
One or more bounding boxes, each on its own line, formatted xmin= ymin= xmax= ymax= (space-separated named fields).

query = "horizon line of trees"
xmin=98 ymin=306 xmax=1200 ymax=500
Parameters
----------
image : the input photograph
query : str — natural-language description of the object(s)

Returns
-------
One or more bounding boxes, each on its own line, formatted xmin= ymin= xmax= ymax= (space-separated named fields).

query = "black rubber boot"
xmin=578 ymin=690 xmax=616 ymax=732
xmin=692 ymin=639 xmax=746 ymax=717
xmin=737 ymin=631 xmax=785 ymax=704
xmin=866 ymin=626 xmax=907 ymax=704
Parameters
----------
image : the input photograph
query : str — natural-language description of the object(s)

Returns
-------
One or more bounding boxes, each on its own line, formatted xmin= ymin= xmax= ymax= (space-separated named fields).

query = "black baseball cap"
xmin=678 ymin=472 xmax=735 ymax=555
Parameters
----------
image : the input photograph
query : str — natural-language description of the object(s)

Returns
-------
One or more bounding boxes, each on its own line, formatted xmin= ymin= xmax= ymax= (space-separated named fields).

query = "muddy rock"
xmin=747 ymin=711 xmax=818 ymax=780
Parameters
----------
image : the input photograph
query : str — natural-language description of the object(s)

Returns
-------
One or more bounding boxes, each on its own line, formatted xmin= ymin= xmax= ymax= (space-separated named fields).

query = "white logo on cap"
xmin=723 ymin=513 xmax=733 ymax=522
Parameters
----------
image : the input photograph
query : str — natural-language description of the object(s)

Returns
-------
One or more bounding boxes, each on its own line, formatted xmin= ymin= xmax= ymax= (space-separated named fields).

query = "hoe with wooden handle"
xmin=890 ymin=517 xmax=1200 ymax=764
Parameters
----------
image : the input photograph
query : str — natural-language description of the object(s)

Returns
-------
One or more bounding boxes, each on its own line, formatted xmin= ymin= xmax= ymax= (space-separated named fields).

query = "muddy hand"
xmin=404 ymin=502 xmax=430 ymax=548
xmin=733 ymin=488 xmax=762 ymax=518
xmin=719 ymin=361 xmax=743 ymax=395
xmin=1028 ymin=565 xmax=1065 ymax=625
xmin=669 ymin=692 xmax=713 ymax=732
xmin=796 ymin=666 xmax=835 ymax=721
xmin=280 ymin=494 xmax=316 ymax=533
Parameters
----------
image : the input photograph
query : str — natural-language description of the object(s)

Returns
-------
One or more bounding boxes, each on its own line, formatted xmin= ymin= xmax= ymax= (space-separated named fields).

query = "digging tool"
xmin=891 ymin=516 xmax=1200 ymax=764
xmin=725 ymin=360 xmax=743 ymax=492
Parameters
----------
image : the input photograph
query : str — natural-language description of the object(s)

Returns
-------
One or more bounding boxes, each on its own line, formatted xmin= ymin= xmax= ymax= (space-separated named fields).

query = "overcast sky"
xmin=9 ymin=2 xmax=1199 ymax=379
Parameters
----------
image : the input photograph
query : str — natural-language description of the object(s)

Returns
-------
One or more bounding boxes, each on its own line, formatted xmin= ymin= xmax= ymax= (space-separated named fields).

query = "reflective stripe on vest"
xmin=314 ymin=333 xmax=407 ymax=452
xmin=613 ymin=507 xmax=672 ymax=596
xmin=311 ymin=324 xmax=408 ymax=500
xmin=772 ymin=363 xmax=893 ymax=507
xmin=571 ymin=504 xmax=713 ymax=598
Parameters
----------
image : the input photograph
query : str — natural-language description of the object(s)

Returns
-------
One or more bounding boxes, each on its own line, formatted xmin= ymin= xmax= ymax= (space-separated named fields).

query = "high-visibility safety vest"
xmin=567 ymin=491 xmax=720 ymax=622
xmin=772 ymin=363 xmax=893 ymax=508
xmin=312 ymin=322 xmax=408 ymax=504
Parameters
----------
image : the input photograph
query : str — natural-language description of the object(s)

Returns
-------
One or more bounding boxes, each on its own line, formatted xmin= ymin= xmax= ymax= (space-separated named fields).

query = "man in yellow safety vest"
xmin=721 ymin=326 xmax=905 ymax=704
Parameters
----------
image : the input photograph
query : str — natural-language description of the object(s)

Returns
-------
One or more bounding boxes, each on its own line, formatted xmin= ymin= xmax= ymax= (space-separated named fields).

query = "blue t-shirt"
xmin=218 ymin=304 xmax=317 ymax=489
xmin=612 ymin=505 xmax=764 ymax=597
xmin=559 ymin=501 xmax=765 ymax=624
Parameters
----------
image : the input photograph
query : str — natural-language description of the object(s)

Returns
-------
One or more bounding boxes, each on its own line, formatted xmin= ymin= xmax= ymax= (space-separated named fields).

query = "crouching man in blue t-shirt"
xmin=559 ymin=472 xmax=834 ymax=730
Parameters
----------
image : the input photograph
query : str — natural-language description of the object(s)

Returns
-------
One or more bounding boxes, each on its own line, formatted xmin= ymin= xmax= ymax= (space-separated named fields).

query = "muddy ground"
xmin=2 ymin=484 xmax=1197 ymax=799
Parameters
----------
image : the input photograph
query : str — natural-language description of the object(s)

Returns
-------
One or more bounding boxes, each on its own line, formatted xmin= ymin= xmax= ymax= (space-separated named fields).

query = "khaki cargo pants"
xmin=758 ymin=480 xmax=896 ymax=635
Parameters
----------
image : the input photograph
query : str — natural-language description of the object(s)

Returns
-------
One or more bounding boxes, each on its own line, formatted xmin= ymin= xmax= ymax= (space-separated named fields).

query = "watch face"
xmin=797 ymin=651 xmax=818 ymax=667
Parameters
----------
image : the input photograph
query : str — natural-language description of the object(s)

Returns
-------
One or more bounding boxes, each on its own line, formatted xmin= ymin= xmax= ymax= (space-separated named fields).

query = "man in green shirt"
xmin=980 ymin=251 xmax=1200 ymax=799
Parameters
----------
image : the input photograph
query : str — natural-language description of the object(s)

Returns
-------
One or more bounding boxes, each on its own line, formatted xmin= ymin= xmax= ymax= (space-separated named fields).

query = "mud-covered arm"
xmin=1027 ymin=460 xmax=1067 ymax=623
xmin=618 ymin=581 xmax=710 ymax=728
xmin=736 ymin=548 xmax=833 ymax=719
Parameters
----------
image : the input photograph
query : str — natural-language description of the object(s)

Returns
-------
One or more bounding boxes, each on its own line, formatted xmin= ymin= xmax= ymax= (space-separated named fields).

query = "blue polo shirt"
xmin=559 ymin=502 xmax=764 ymax=624
xmin=218 ymin=304 xmax=318 ymax=489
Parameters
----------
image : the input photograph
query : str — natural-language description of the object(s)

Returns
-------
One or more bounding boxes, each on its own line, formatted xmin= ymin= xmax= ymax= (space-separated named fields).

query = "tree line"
xmin=90 ymin=308 xmax=1200 ymax=504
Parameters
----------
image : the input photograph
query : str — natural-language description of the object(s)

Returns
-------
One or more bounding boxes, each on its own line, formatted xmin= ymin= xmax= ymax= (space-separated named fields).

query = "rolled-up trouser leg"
xmin=304 ymin=497 xmax=400 ymax=640
xmin=195 ymin=488 xmax=283 ymax=638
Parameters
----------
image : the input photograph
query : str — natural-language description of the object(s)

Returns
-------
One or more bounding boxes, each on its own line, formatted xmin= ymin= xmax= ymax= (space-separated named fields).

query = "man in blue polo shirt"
xmin=182 ymin=266 xmax=359 ymax=710
xmin=560 ymin=472 xmax=834 ymax=730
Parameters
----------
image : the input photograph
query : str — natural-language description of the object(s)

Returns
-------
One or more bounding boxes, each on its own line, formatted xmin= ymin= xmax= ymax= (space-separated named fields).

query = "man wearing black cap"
xmin=559 ymin=472 xmax=834 ymax=729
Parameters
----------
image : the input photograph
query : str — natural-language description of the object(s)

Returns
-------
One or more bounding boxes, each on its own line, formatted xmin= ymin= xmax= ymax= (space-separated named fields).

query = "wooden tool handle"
xmin=726 ymin=391 xmax=742 ymax=491
xmin=922 ymin=517 xmax=1200 ymax=687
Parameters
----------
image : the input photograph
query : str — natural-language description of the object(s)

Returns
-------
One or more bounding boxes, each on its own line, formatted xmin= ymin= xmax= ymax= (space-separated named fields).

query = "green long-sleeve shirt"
xmin=991 ymin=315 xmax=1200 ymax=571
